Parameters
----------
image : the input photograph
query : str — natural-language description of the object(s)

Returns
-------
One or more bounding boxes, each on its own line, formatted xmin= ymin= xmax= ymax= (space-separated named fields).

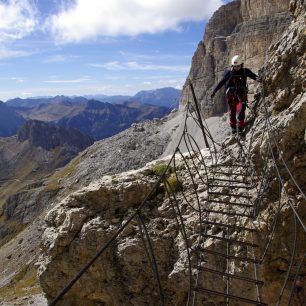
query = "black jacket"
xmin=213 ymin=67 xmax=258 ymax=94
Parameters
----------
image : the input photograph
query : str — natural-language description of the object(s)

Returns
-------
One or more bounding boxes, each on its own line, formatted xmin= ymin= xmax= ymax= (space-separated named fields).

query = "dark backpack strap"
xmin=225 ymin=67 xmax=234 ymax=89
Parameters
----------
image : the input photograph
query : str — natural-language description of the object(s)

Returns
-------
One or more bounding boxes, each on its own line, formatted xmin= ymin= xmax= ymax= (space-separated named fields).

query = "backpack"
xmin=226 ymin=64 xmax=248 ymax=93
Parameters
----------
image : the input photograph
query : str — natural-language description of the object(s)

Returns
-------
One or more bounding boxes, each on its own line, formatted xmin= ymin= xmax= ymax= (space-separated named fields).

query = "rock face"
xmin=0 ymin=101 xmax=26 ymax=137
xmin=241 ymin=0 xmax=306 ymax=303
xmin=0 ymin=121 xmax=93 ymax=244
xmin=38 ymin=152 xmax=214 ymax=306
xmin=180 ymin=0 xmax=291 ymax=116
xmin=251 ymin=0 xmax=306 ymax=187
xmin=0 ymin=111 xmax=184 ymax=306
xmin=17 ymin=120 xmax=94 ymax=151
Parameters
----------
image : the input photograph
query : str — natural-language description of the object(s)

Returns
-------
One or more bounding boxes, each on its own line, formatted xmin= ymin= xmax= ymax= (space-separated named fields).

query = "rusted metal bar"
xmin=194 ymin=287 xmax=267 ymax=305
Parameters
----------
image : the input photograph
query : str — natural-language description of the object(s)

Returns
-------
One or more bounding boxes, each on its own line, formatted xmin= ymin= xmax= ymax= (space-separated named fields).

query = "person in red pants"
xmin=211 ymin=55 xmax=259 ymax=135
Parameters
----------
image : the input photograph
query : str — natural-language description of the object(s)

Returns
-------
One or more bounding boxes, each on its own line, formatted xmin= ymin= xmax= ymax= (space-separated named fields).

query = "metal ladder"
xmin=193 ymin=161 xmax=267 ymax=306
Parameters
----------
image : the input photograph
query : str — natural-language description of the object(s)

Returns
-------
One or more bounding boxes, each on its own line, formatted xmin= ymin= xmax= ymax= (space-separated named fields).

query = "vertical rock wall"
xmin=180 ymin=0 xmax=291 ymax=117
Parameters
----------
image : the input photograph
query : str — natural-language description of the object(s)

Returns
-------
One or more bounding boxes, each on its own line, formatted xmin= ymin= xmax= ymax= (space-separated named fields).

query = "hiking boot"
xmin=231 ymin=129 xmax=237 ymax=135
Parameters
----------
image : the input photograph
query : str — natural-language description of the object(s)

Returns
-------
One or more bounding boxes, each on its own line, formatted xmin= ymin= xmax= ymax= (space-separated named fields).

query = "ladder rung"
xmin=202 ymin=220 xmax=257 ymax=232
xmin=202 ymin=208 xmax=251 ymax=218
xmin=207 ymin=165 xmax=250 ymax=170
xmin=197 ymin=266 xmax=264 ymax=285
xmin=210 ymin=171 xmax=250 ymax=177
xmin=231 ymin=164 xmax=251 ymax=168
xmin=208 ymin=177 xmax=250 ymax=184
xmin=209 ymin=183 xmax=253 ymax=189
xmin=199 ymin=248 xmax=260 ymax=264
xmin=209 ymin=164 xmax=250 ymax=169
xmin=208 ymin=191 xmax=252 ymax=199
xmin=195 ymin=287 xmax=268 ymax=306
xmin=208 ymin=199 xmax=252 ymax=208
xmin=202 ymin=234 xmax=258 ymax=248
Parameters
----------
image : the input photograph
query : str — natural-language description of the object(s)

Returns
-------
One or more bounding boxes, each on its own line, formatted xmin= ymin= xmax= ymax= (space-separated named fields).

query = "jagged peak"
xmin=17 ymin=119 xmax=94 ymax=150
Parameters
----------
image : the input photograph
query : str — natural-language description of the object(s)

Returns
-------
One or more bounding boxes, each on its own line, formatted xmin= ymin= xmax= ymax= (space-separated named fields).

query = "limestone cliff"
xmin=1 ymin=0 xmax=305 ymax=305
xmin=180 ymin=0 xmax=291 ymax=116
xmin=38 ymin=0 xmax=306 ymax=305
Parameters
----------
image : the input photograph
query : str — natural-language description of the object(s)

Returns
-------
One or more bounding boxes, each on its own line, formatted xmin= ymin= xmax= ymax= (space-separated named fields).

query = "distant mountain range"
xmin=133 ymin=87 xmax=180 ymax=108
xmin=0 ymin=87 xmax=181 ymax=139
xmin=6 ymin=87 xmax=180 ymax=109
xmin=57 ymin=100 xmax=169 ymax=140
xmin=5 ymin=95 xmax=88 ymax=109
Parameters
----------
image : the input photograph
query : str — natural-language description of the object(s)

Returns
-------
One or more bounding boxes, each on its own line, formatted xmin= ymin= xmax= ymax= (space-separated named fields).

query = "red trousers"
xmin=226 ymin=91 xmax=247 ymax=129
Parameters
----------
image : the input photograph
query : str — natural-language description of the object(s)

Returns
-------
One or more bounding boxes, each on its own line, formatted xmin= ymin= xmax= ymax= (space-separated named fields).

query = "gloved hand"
xmin=211 ymin=92 xmax=215 ymax=99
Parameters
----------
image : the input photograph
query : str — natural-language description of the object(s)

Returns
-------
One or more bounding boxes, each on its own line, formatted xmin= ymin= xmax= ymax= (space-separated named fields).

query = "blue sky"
xmin=0 ymin=0 xmax=230 ymax=101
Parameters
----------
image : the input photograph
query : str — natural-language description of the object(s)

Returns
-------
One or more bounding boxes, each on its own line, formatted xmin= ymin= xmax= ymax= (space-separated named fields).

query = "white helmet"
xmin=231 ymin=55 xmax=242 ymax=66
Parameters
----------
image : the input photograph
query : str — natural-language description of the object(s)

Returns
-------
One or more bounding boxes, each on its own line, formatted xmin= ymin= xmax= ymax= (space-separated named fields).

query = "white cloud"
xmin=11 ymin=77 xmax=25 ymax=83
xmin=43 ymin=54 xmax=68 ymax=63
xmin=157 ymin=78 xmax=184 ymax=89
xmin=42 ymin=54 xmax=80 ymax=63
xmin=0 ymin=47 xmax=33 ymax=59
xmin=90 ymin=61 xmax=190 ymax=72
xmin=0 ymin=0 xmax=38 ymax=42
xmin=43 ymin=77 xmax=91 ymax=84
xmin=21 ymin=92 xmax=33 ymax=97
xmin=47 ymin=0 xmax=225 ymax=43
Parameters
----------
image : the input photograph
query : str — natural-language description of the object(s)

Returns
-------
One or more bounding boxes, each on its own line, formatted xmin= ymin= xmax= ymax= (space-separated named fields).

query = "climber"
xmin=210 ymin=55 xmax=259 ymax=135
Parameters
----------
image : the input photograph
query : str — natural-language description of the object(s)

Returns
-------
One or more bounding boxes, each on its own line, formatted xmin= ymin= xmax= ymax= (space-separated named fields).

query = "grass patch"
xmin=111 ymin=175 xmax=119 ymax=184
xmin=151 ymin=163 xmax=182 ymax=194
xmin=271 ymin=109 xmax=280 ymax=116
xmin=151 ymin=163 xmax=173 ymax=177
xmin=165 ymin=173 xmax=183 ymax=193
xmin=0 ymin=266 xmax=41 ymax=301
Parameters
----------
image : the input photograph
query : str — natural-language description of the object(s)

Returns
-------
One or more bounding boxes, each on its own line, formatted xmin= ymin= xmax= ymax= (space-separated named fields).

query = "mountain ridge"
xmin=6 ymin=87 xmax=181 ymax=109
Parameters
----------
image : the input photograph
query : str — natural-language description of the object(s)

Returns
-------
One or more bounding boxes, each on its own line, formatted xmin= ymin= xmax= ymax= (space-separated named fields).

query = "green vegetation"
xmin=151 ymin=163 xmax=173 ymax=177
xmin=271 ymin=108 xmax=280 ymax=116
xmin=165 ymin=173 xmax=183 ymax=192
xmin=151 ymin=163 xmax=182 ymax=193
xmin=111 ymin=175 xmax=119 ymax=184
xmin=0 ymin=265 xmax=41 ymax=301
